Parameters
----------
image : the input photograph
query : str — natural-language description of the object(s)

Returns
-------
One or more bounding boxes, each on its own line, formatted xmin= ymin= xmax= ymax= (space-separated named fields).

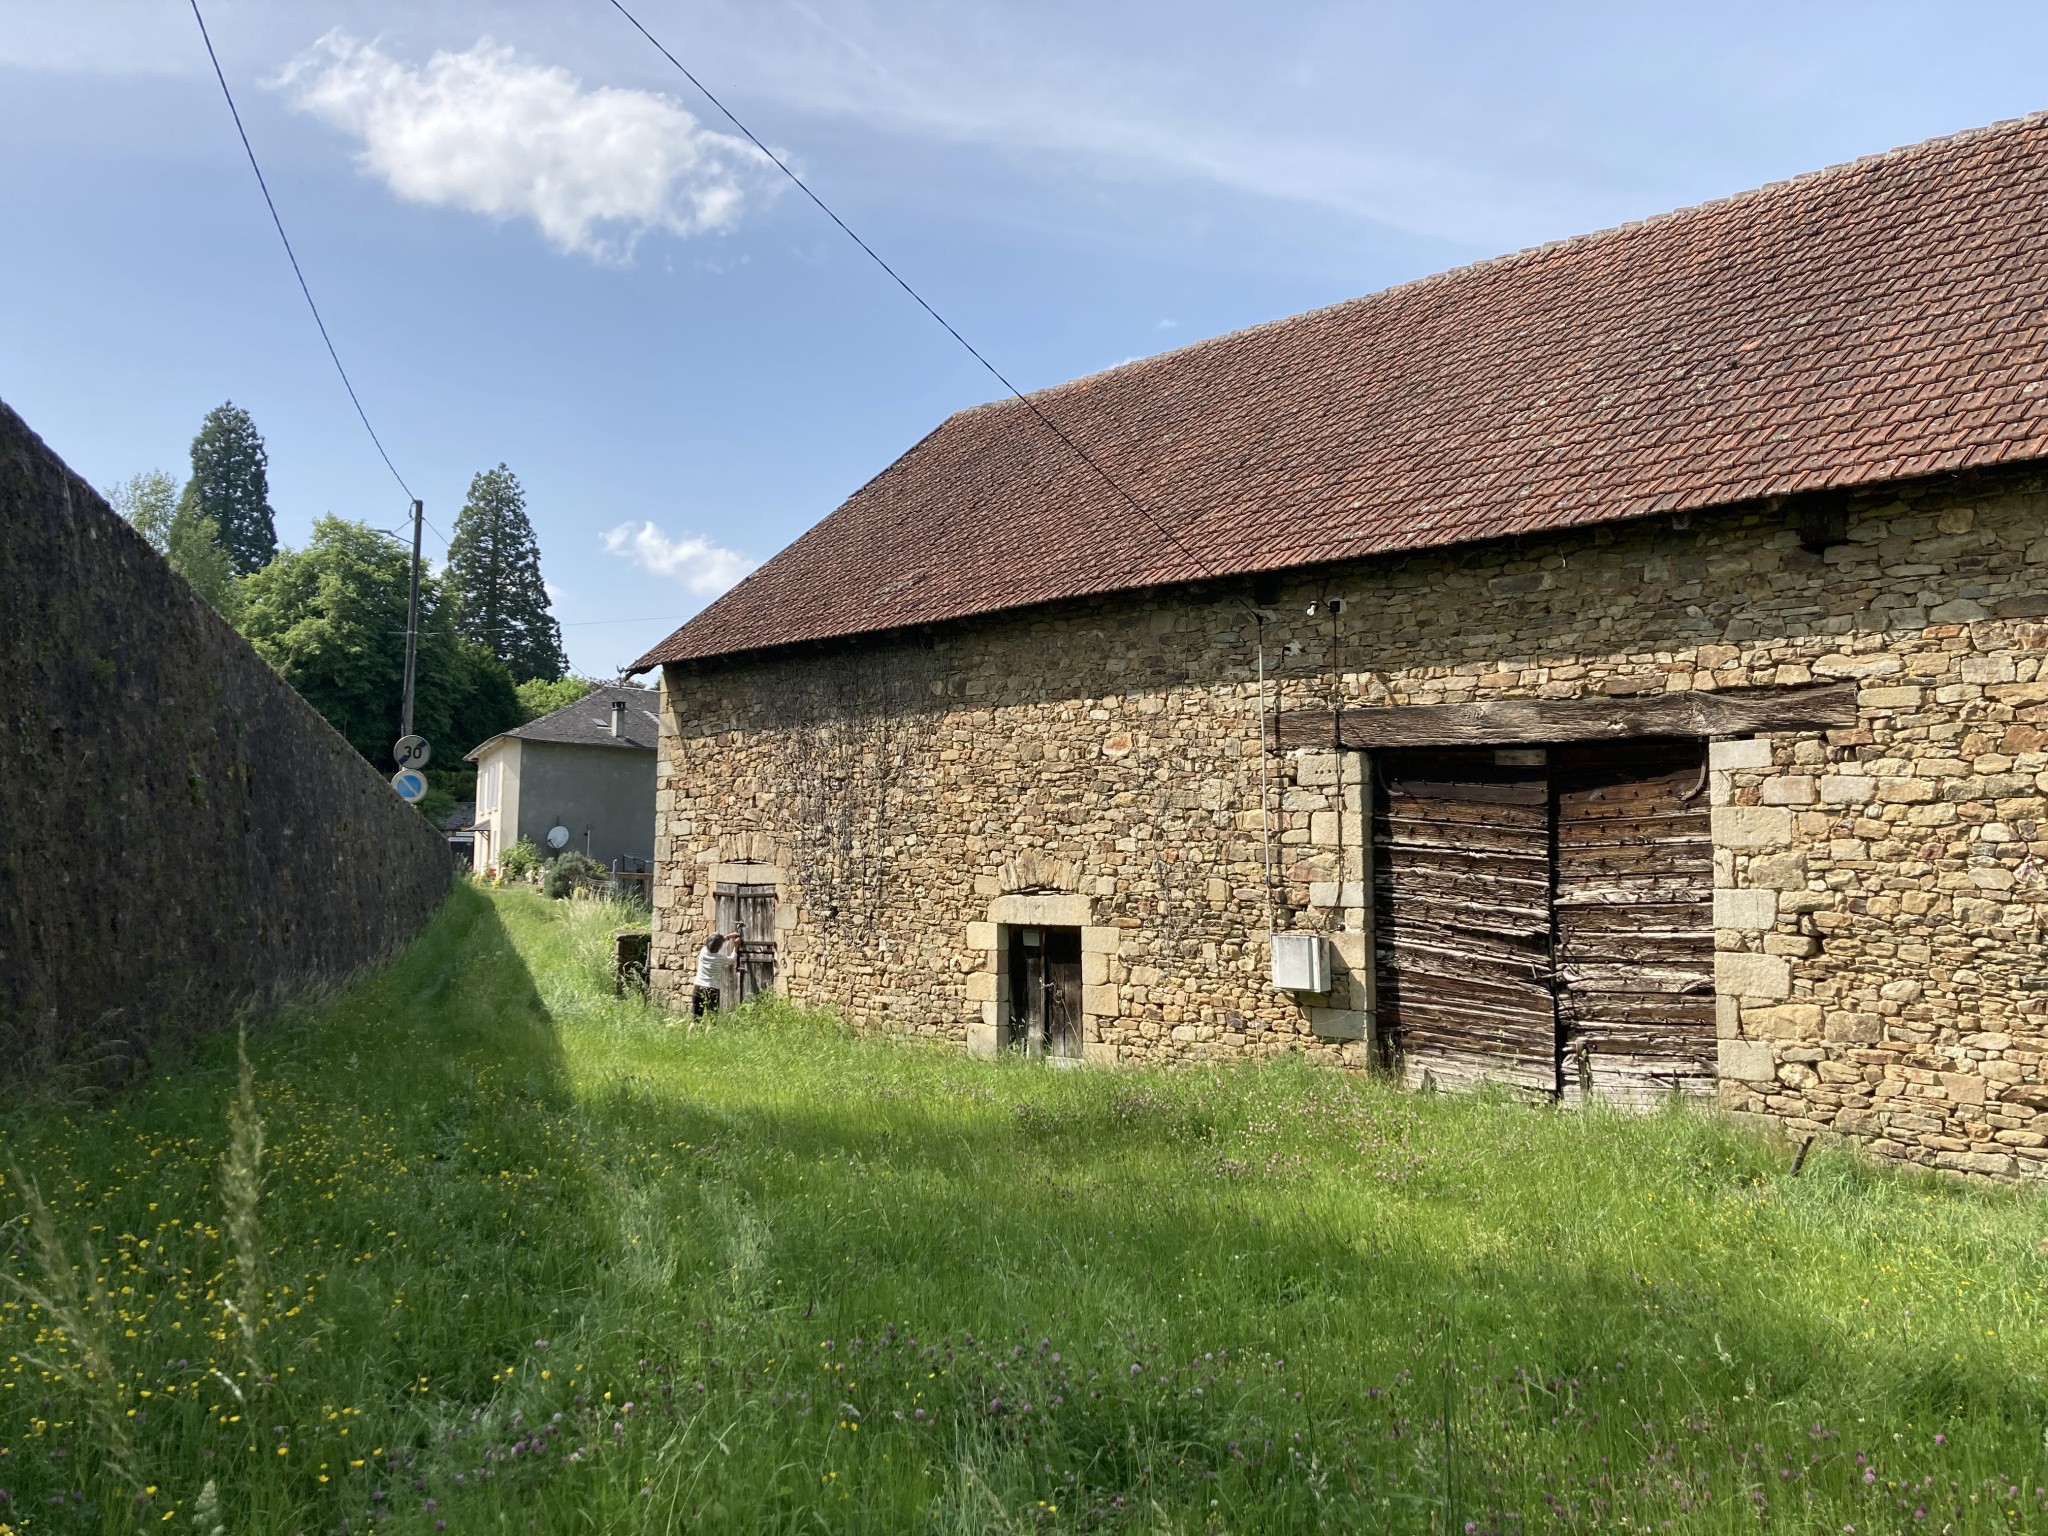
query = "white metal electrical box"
xmin=1270 ymin=932 xmax=1331 ymax=994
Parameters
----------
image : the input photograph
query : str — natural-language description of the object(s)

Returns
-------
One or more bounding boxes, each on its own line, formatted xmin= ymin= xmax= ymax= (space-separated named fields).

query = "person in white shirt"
xmin=693 ymin=930 xmax=741 ymax=1017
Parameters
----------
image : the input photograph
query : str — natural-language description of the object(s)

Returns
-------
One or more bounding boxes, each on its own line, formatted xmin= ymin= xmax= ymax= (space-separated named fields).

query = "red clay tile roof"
xmin=635 ymin=113 xmax=2048 ymax=670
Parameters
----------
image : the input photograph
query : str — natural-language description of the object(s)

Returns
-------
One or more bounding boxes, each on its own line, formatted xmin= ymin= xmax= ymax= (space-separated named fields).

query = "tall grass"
xmin=3 ymin=882 xmax=2046 ymax=1532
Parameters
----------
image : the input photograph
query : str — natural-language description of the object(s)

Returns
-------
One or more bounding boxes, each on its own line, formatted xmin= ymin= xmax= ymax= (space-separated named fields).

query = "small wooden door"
xmin=1374 ymin=750 xmax=1559 ymax=1094
xmin=712 ymin=882 xmax=778 ymax=1002
xmin=1552 ymin=741 xmax=1715 ymax=1104
xmin=1044 ymin=928 xmax=1083 ymax=1058
xmin=1006 ymin=926 xmax=1083 ymax=1059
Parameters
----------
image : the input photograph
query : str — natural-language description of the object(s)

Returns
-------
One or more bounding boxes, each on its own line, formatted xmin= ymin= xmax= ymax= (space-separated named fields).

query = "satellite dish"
xmin=546 ymin=824 xmax=570 ymax=851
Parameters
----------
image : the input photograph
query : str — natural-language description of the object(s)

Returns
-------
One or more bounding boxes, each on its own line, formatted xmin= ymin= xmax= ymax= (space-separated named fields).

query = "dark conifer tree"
xmin=179 ymin=402 xmax=278 ymax=575
xmin=446 ymin=463 xmax=568 ymax=682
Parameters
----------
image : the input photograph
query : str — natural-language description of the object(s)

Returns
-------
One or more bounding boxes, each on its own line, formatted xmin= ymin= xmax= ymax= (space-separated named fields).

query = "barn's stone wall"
xmin=0 ymin=400 xmax=454 ymax=1088
xmin=653 ymin=468 xmax=2048 ymax=1177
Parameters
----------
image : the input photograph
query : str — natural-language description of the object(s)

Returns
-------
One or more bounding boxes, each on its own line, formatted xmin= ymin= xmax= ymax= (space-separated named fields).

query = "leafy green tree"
xmin=446 ymin=464 xmax=567 ymax=683
xmin=107 ymin=469 xmax=239 ymax=618
xmin=181 ymin=402 xmax=278 ymax=575
xmin=515 ymin=675 xmax=592 ymax=721
xmin=109 ymin=469 xmax=179 ymax=552
xmin=237 ymin=517 xmax=521 ymax=767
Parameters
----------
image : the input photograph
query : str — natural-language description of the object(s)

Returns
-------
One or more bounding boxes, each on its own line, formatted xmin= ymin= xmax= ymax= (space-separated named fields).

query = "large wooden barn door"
xmin=1372 ymin=740 xmax=1715 ymax=1103
xmin=1373 ymin=750 xmax=1560 ymax=1095
xmin=1551 ymin=741 xmax=1716 ymax=1104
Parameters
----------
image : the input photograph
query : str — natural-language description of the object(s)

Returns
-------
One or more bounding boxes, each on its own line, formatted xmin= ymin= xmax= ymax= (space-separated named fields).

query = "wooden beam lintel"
xmin=1271 ymin=682 xmax=1858 ymax=751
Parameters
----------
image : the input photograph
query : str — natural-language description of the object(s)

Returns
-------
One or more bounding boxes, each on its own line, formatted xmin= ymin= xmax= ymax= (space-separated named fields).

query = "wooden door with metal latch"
xmin=713 ymin=882 xmax=779 ymax=1002
xmin=1043 ymin=927 xmax=1083 ymax=1059
xmin=1006 ymin=926 xmax=1083 ymax=1060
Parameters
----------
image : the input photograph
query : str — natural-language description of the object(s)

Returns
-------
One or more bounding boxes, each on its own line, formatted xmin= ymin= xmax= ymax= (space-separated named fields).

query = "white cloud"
xmin=603 ymin=521 xmax=756 ymax=597
xmin=281 ymin=32 xmax=774 ymax=262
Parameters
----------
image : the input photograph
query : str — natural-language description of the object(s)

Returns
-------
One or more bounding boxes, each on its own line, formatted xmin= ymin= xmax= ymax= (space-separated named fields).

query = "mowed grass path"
xmin=3 ymin=885 xmax=2047 ymax=1534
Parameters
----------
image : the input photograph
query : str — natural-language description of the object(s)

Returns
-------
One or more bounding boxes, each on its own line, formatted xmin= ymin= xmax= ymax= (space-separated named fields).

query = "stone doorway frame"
xmin=964 ymin=853 xmax=1120 ymax=1062
xmin=1345 ymin=729 xmax=1818 ymax=1100
xmin=1707 ymin=732 xmax=1826 ymax=1096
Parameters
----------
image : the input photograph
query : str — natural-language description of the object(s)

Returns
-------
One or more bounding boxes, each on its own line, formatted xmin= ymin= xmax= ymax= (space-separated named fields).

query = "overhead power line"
xmin=188 ymin=0 xmax=415 ymax=503
xmin=605 ymin=0 xmax=1229 ymax=593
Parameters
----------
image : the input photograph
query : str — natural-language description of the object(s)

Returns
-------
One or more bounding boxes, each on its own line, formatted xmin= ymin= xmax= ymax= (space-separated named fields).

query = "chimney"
xmin=610 ymin=699 xmax=626 ymax=739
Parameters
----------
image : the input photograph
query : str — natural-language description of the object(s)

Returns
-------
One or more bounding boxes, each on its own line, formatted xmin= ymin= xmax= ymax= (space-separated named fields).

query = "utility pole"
xmin=386 ymin=501 xmax=432 ymax=802
xmin=400 ymin=497 xmax=422 ymax=743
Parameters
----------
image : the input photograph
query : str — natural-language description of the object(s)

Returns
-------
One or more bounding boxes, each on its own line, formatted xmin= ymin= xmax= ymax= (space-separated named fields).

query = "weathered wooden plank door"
xmin=1007 ymin=926 xmax=1047 ymax=1056
xmin=1044 ymin=927 xmax=1083 ymax=1060
xmin=1005 ymin=926 xmax=1084 ymax=1059
xmin=1552 ymin=741 xmax=1716 ymax=1104
xmin=1373 ymin=750 xmax=1560 ymax=1095
xmin=713 ymin=882 xmax=779 ymax=1002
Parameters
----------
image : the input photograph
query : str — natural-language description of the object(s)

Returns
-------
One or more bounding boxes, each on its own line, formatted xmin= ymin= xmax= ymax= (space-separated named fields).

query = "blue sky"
xmin=4 ymin=1 xmax=2045 ymax=677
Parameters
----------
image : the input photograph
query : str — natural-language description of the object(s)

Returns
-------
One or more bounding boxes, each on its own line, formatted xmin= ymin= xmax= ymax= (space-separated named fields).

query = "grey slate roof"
xmin=465 ymin=684 xmax=659 ymax=759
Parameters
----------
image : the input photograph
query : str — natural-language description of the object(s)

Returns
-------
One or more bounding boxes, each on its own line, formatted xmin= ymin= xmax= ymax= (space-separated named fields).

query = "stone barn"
xmin=631 ymin=115 xmax=2048 ymax=1177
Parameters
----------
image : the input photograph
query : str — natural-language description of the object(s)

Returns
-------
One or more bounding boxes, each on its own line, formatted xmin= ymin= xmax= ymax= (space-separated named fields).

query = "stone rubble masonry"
xmin=652 ymin=464 xmax=2048 ymax=1180
xmin=1 ymin=400 xmax=455 ymax=1088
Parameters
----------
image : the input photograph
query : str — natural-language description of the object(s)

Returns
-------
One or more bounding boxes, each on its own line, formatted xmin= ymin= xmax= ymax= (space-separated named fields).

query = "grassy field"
xmin=3 ymin=885 xmax=2047 ymax=1534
